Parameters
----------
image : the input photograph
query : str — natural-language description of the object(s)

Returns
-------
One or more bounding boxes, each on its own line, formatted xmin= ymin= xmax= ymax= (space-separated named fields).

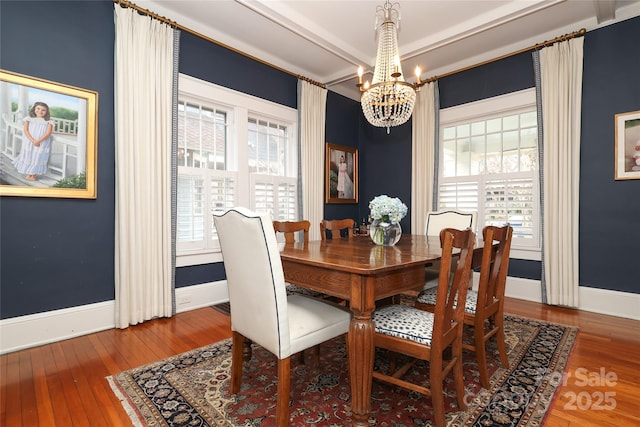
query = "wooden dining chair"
xmin=415 ymin=224 xmax=513 ymax=389
xmin=273 ymin=220 xmax=327 ymax=299
xmin=275 ymin=220 xmax=348 ymax=308
xmin=372 ymin=228 xmax=475 ymax=427
xmin=274 ymin=219 xmax=347 ymax=363
xmin=214 ymin=208 xmax=351 ymax=427
xmin=273 ymin=220 xmax=310 ymax=244
xmin=320 ymin=218 xmax=355 ymax=240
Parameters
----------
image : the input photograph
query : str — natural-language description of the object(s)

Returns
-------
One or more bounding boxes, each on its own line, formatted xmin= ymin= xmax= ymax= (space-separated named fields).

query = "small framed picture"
xmin=325 ymin=142 xmax=358 ymax=204
xmin=614 ymin=110 xmax=640 ymax=180
xmin=0 ymin=70 xmax=98 ymax=198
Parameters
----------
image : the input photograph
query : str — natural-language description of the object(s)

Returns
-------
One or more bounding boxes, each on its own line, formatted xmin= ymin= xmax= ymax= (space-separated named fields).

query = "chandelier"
xmin=357 ymin=0 xmax=423 ymax=133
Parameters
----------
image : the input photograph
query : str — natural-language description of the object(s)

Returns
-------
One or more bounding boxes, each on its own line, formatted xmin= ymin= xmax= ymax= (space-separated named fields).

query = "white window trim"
xmin=440 ymin=89 xmax=535 ymax=123
xmin=440 ymin=88 xmax=541 ymax=261
xmin=176 ymin=75 xmax=298 ymax=267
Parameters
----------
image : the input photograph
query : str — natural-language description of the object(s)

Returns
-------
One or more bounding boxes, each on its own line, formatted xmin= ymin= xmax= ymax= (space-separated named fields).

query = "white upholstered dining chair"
xmin=423 ymin=209 xmax=478 ymax=289
xmin=214 ymin=207 xmax=351 ymax=427
xmin=425 ymin=209 xmax=477 ymax=236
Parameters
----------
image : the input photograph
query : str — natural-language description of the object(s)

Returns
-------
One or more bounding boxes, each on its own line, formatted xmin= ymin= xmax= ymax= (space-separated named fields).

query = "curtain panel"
xmin=537 ymin=37 xmax=584 ymax=307
xmin=298 ymin=81 xmax=327 ymax=241
xmin=411 ymin=81 xmax=439 ymax=235
xmin=114 ymin=5 xmax=178 ymax=327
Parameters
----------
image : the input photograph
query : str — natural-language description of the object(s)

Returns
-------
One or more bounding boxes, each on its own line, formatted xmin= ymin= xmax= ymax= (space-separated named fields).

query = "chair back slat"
xmin=476 ymin=225 xmax=513 ymax=315
xmin=320 ymin=219 xmax=355 ymax=240
xmin=433 ymin=227 xmax=475 ymax=348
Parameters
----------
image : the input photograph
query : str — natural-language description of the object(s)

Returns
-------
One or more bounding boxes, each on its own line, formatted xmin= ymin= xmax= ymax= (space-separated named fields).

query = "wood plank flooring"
xmin=1 ymin=298 xmax=638 ymax=426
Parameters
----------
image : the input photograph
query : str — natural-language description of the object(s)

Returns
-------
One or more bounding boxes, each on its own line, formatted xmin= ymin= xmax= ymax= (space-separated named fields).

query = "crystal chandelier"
xmin=357 ymin=0 xmax=423 ymax=133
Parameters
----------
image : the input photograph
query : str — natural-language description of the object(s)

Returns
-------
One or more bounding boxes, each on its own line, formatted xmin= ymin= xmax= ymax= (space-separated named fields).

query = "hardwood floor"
xmin=1 ymin=298 xmax=638 ymax=426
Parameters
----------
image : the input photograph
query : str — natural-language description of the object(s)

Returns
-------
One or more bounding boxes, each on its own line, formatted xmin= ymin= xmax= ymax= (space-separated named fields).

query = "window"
xmin=438 ymin=89 xmax=540 ymax=259
xmin=177 ymin=75 xmax=298 ymax=266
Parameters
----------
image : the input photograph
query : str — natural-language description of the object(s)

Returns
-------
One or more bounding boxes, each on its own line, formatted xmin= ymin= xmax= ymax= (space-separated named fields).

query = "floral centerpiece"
xmin=369 ymin=195 xmax=407 ymax=246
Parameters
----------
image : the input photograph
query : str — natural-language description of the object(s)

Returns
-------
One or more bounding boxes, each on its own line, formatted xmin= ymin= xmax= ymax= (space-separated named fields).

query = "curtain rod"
xmin=112 ymin=0 xmax=326 ymax=89
xmin=114 ymin=1 xmax=583 ymax=91
xmin=423 ymin=28 xmax=586 ymax=84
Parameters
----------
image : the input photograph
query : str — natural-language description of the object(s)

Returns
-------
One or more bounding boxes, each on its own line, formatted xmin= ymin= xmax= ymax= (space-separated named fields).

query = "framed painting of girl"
xmin=0 ymin=70 xmax=98 ymax=198
xmin=325 ymin=142 xmax=358 ymax=204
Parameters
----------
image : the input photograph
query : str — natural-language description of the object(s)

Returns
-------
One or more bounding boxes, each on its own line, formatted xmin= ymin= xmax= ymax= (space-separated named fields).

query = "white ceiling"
xmin=138 ymin=0 xmax=640 ymax=100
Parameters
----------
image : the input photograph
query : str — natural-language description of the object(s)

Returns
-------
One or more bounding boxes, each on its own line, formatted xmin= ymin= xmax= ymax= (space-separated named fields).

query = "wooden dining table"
xmin=279 ymin=233 xmax=448 ymax=426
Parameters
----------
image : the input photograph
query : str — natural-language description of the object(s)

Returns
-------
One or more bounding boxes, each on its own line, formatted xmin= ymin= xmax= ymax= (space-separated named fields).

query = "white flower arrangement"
xmin=369 ymin=195 xmax=408 ymax=225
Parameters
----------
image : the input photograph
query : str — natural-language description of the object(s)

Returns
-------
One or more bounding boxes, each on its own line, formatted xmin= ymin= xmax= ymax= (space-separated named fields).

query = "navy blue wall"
xmin=324 ymin=91 xmax=361 ymax=223
xmin=1 ymin=1 xmax=116 ymax=318
xmin=179 ymin=32 xmax=298 ymax=109
xmin=358 ymin=121 xmax=413 ymax=233
xmin=0 ymin=0 xmax=360 ymax=317
xmin=439 ymin=52 xmax=535 ymax=108
xmin=1 ymin=1 xmax=638 ymax=320
xmin=579 ymin=17 xmax=640 ymax=292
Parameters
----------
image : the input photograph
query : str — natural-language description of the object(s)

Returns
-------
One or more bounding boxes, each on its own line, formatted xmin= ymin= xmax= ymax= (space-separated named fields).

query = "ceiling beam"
xmin=593 ymin=0 xmax=617 ymax=24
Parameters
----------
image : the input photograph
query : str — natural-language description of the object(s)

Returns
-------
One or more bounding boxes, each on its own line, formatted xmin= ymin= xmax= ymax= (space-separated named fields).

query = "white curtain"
xmin=114 ymin=5 xmax=176 ymax=327
xmin=299 ymin=80 xmax=327 ymax=241
xmin=411 ymin=82 xmax=438 ymax=234
xmin=539 ymin=37 xmax=584 ymax=307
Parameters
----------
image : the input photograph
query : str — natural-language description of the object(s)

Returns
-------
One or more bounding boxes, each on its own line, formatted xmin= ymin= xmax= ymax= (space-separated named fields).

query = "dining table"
xmin=279 ymin=233 xmax=453 ymax=426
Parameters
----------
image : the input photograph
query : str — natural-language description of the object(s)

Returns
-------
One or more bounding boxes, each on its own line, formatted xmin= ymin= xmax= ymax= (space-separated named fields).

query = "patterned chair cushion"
xmin=285 ymin=283 xmax=325 ymax=298
xmin=416 ymin=287 xmax=478 ymax=314
xmin=373 ymin=304 xmax=436 ymax=346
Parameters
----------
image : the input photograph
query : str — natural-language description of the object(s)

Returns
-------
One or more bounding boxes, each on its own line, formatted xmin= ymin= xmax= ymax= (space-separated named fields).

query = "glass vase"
xmin=369 ymin=219 xmax=402 ymax=246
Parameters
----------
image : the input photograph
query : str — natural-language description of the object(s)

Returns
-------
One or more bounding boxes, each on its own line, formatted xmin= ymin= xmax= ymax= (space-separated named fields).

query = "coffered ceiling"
xmin=138 ymin=0 xmax=640 ymax=100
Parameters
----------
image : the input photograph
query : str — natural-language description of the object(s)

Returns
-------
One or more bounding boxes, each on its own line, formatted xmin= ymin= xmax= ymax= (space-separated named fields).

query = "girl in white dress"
xmin=13 ymin=102 xmax=54 ymax=181
xmin=336 ymin=154 xmax=353 ymax=198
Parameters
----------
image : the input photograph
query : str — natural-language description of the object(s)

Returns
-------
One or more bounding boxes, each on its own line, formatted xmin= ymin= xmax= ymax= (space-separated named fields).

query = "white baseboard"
xmin=0 ymin=300 xmax=116 ymax=355
xmin=503 ymin=276 xmax=543 ymax=302
xmin=578 ymin=286 xmax=640 ymax=321
xmin=174 ymin=280 xmax=229 ymax=313
xmin=0 ymin=281 xmax=229 ymax=355
xmin=502 ymin=276 xmax=640 ymax=321
xmin=2 ymin=279 xmax=637 ymax=354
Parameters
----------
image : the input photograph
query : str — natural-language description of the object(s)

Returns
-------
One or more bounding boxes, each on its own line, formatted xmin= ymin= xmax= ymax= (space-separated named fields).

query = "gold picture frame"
xmin=325 ymin=142 xmax=358 ymax=204
xmin=614 ymin=109 xmax=640 ymax=181
xmin=0 ymin=70 xmax=98 ymax=198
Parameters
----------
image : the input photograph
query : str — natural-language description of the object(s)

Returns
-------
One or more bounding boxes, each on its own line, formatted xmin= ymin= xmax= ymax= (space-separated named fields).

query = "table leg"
xmin=348 ymin=314 xmax=375 ymax=426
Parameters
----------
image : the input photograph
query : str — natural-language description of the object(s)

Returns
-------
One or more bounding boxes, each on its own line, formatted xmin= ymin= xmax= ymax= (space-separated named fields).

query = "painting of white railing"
xmin=53 ymin=117 xmax=78 ymax=135
xmin=1 ymin=112 xmax=84 ymax=181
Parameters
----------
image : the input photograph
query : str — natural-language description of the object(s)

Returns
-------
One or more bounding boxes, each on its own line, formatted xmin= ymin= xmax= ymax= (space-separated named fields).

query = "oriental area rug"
xmin=107 ymin=314 xmax=577 ymax=426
